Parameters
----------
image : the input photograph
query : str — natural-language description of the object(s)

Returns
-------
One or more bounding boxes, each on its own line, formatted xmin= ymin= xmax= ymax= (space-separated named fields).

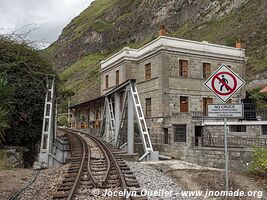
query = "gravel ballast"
xmin=127 ymin=161 xmax=194 ymax=200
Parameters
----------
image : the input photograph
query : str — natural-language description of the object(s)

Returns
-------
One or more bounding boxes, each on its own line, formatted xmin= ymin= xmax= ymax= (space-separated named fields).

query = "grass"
xmin=60 ymin=53 xmax=105 ymax=80
xmin=61 ymin=0 xmax=119 ymax=41
xmin=116 ymin=12 xmax=134 ymax=22
xmin=127 ymin=37 xmax=157 ymax=49
xmin=92 ymin=20 xmax=113 ymax=32
xmin=59 ymin=53 xmax=105 ymax=104
xmin=42 ymin=42 xmax=56 ymax=60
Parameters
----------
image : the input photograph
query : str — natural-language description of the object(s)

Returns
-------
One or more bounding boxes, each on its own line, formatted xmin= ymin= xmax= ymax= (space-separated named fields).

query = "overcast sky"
xmin=0 ymin=0 xmax=94 ymax=48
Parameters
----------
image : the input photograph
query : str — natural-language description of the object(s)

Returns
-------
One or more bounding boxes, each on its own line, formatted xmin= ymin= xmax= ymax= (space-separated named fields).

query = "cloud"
xmin=0 ymin=0 xmax=93 ymax=47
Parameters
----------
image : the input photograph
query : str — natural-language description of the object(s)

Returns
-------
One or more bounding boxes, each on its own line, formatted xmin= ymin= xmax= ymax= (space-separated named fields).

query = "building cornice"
xmin=100 ymin=36 xmax=245 ymax=70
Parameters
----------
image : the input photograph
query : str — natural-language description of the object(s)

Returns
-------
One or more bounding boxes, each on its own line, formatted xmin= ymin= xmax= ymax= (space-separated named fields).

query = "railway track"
xmin=53 ymin=128 xmax=146 ymax=200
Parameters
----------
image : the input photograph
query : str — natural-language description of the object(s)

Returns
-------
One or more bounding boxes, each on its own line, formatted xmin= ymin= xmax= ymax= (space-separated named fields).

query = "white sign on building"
xmin=208 ymin=104 xmax=244 ymax=118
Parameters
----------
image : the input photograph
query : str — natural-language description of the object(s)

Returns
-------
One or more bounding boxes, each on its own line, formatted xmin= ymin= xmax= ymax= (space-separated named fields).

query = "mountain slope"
xmin=47 ymin=0 xmax=267 ymax=104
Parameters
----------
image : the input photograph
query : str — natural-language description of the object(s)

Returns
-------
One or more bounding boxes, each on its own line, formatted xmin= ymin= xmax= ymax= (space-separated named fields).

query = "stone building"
xmin=69 ymin=30 xmax=267 ymax=169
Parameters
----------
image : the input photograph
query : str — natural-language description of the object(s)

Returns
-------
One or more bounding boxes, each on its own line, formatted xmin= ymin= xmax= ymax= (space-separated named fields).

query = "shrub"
xmin=0 ymin=75 xmax=12 ymax=144
xmin=248 ymin=146 xmax=267 ymax=176
xmin=58 ymin=116 xmax=68 ymax=126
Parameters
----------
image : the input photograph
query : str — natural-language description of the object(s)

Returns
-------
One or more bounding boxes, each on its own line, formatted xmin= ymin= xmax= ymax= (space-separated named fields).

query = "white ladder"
xmin=129 ymin=82 xmax=153 ymax=158
xmin=39 ymin=76 xmax=55 ymax=163
xmin=106 ymin=97 xmax=115 ymax=143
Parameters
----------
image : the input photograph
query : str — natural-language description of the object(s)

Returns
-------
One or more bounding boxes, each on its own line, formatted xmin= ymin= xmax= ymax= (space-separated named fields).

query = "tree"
xmin=0 ymin=75 xmax=12 ymax=144
xmin=0 ymin=36 xmax=55 ymax=166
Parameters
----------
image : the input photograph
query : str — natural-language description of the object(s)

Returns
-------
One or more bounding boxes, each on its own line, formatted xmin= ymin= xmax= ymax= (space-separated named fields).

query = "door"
xmin=195 ymin=126 xmax=203 ymax=146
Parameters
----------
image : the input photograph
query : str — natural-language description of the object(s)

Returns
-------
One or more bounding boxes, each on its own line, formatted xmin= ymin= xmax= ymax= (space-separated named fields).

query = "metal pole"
xmin=114 ymin=92 xmax=120 ymax=146
xmin=224 ymin=117 xmax=229 ymax=191
xmin=127 ymin=90 xmax=134 ymax=154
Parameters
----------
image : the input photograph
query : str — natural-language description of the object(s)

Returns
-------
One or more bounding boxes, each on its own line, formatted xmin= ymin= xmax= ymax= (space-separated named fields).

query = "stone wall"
xmin=101 ymin=62 xmax=128 ymax=95
xmin=160 ymin=144 xmax=253 ymax=170
xmin=204 ymin=125 xmax=265 ymax=137
xmin=1 ymin=147 xmax=24 ymax=168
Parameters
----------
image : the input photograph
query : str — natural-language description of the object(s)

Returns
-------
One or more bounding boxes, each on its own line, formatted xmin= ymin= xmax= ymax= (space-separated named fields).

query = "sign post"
xmin=204 ymin=64 xmax=245 ymax=191
xmin=224 ymin=117 xmax=228 ymax=191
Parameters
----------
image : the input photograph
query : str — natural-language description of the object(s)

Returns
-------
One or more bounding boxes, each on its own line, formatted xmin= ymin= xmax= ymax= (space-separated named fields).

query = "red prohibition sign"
xmin=211 ymin=71 xmax=237 ymax=96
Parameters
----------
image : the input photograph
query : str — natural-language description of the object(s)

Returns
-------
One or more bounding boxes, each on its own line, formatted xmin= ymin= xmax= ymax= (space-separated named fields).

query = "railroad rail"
xmin=53 ymin=128 xmax=146 ymax=200
xmin=8 ymin=171 xmax=40 ymax=200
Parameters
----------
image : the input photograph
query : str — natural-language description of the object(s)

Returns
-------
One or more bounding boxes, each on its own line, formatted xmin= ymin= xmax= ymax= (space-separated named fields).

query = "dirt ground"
xmin=0 ymin=168 xmax=34 ymax=200
xmin=169 ymin=170 xmax=266 ymax=199
xmin=146 ymin=160 xmax=267 ymax=200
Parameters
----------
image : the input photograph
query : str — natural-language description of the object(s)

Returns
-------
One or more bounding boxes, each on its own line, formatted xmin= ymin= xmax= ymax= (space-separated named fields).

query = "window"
xmin=180 ymin=96 xmax=188 ymax=112
xmin=179 ymin=60 xmax=188 ymax=77
xmin=203 ymin=98 xmax=213 ymax=116
xmin=230 ymin=125 xmax=246 ymax=132
xmin=173 ymin=125 xmax=187 ymax=142
xmin=203 ymin=63 xmax=211 ymax=79
xmin=262 ymin=125 xmax=267 ymax=135
xmin=145 ymin=63 xmax=151 ymax=80
xmin=164 ymin=128 xmax=169 ymax=144
xmin=105 ymin=75 xmax=109 ymax=89
xmin=116 ymin=70 xmax=119 ymax=85
xmin=145 ymin=98 xmax=151 ymax=117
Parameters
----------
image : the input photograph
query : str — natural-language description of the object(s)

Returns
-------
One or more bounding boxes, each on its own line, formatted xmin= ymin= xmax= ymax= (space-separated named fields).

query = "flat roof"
xmin=101 ymin=36 xmax=245 ymax=70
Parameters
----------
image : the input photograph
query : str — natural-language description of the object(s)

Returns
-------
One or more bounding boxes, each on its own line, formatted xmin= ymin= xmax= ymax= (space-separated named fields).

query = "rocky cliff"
xmin=47 ymin=0 xmax=267 ymax=104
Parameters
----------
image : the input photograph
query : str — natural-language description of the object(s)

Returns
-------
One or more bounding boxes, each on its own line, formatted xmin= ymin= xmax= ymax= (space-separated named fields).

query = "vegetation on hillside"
xmin=61 ymin=0 xmax=118 ymax=42
xmin=0 ymin=36 xmax=54 ymax=166
xmin=59 ymin=53 xmax=106 ymax=105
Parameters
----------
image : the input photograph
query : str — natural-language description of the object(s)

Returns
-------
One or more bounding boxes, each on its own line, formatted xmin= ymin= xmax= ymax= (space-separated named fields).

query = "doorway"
xmin=194 ymin=126 xmax=203 ymax=147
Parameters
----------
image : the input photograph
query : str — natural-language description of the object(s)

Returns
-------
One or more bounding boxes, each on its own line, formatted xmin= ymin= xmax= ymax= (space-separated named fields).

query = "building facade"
xmin=100 ymin=35 xmax=247 ymax=141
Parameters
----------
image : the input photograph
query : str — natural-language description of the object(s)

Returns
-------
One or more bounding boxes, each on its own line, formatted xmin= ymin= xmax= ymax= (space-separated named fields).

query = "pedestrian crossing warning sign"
xmin=204 ymin=64 xmax=245 ymax=102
